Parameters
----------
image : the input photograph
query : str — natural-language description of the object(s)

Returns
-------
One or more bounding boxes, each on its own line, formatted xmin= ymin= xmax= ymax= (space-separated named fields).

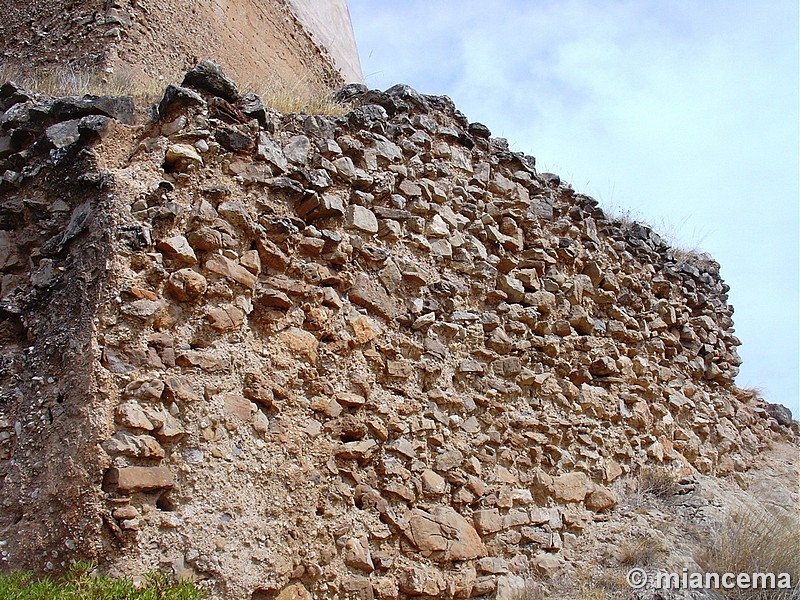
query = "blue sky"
xmin=347 ymin=0 xmax=799 ymax=416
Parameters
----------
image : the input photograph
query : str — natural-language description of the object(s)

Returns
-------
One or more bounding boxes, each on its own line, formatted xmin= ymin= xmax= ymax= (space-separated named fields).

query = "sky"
xmin=347 ymin=0 xmax=799 ymax=416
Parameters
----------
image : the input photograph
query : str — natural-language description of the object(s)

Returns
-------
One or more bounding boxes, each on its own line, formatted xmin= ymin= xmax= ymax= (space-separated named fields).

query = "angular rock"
xmin=182 ymin=60 xmax=240 ymax=102
xmin=279 ymin=327 xmax=319 ymax=363
xmin=164 ymin=144 xmax=203 ymax=172
xmin=166 ymin=269 xmax=207 ymax=302
xmin=349 ymin=273 xmax=399 ymax=320
xmin=205 ymin=253 xmax=257 ymax=289
xmin=345 ymin=205 xmax=379 ymax=234
xmin=407 ymin=506 xmax=485 ymax=561
xmin=553 ymin=472 xmax=592 ymax=503
xmin=157 ymin=235 xmax=197 ymax=265
xmin=103 ymin=466 xmax=174 ymax=493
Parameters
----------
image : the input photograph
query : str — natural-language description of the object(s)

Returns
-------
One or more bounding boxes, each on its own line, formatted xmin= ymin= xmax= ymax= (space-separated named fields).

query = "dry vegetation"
xmin=240 ymin=74 xmax=352 ymax=116
xmin=0 ymin=63 xmax=163 ymax=103
xmin=615 ymin=465 xmax=680 ymax=510
xmin=697 ymin=508 xmax=800 ymax=600
xmin=0 ymin=64 xmax=351 ymax=116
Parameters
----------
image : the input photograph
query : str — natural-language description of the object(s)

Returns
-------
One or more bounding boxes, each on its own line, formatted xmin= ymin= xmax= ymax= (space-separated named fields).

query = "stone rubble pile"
xmin=0 ymin=62 xmax=793 ymax=599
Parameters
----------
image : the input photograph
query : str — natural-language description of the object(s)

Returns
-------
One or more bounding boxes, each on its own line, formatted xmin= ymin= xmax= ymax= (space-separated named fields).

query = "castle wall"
xmin=0 ymin=67 xmax=792 ymax=598
xmin=0 ymin=0 xmax=361 ymax=95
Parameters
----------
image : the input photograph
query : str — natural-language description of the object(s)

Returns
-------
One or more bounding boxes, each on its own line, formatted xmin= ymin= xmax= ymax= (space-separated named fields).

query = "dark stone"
xmin=0 ymin=135 xmax=14 ymax=159
xmin=333 ymin=83 xmax=368 ymax=103
xmin=303 ymin=115 xmax=335 ymax=139
xmin=45 ymin=119 xmax=81 ymax=149
xmin=238 ymin=92 xmax=267 ymax=126
xmin=766 ymin=403 xmax=793 ymax=427
xmin=348 ymin=104 xmax=388 ymax=130
xmin=384 ymin=83 xmax=430 ymax=113
xmin=182 ymin=60 xmax=239 ymax=102
xmin=117 ymin=224 xmax=151 ymax=251
xmin=539 ymin=172 xmax=561 ymax=186
xmin=291 ymin=168 xmax=333 ymax=191
xmin=265 ymin=176 xmax=305 ymax=200
xmin=208 ymin=96 xmax=249 ymax=125
xmin=42 ymin=201 xmax=92 ymax=255
xmin=157 ymin=85 xmax=205 ymax=120
xmin=51 ymin=95 xmax=135 ymax=125
xmin=214 ymin=126 xmax=253 ymax=153
xmin=0 ymin=82 xmax=33 ymax=113
xmin=468 ymin=122 xmax=491 ymax=139
xmin=78 ymin=114 xmax=113 ymax=139
xmin=360 ymin=90 xmax=401 ymax=116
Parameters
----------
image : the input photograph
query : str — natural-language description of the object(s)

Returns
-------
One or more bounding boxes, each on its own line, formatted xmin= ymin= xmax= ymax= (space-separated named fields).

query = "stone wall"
xmin=0 ymin=65 xmax=792 ymax=599
xmin=0 ymin=0 xmax=361 ymax=95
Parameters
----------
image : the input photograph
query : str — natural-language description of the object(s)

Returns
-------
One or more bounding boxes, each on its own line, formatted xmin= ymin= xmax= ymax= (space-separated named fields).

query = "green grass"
xmin=0 ymin=561 xmax=205 ymax=600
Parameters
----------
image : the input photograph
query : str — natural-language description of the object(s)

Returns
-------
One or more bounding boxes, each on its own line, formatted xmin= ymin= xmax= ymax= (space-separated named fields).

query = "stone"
xmin=351 ymin=315 xmax=380 ymax=343
xmin=553 ymin=472 xmax=592 ymax=503
xmin=284 ymin=135 xmax=310 ymax=164
xmin=296 ymin=192 xmax=345 ymax=220
xmin=157 ymin=235 xmax=197 ymax=265
xmin=116 ymin=403 xmax=154 ymax=430
xmin=164 ymin=144 xmax=203 ymax=172
xmin=206 ymin=305 xmax=245 ymax=332
xmin=349 ymin=273 xmax=399 ymax=320
xmin=336 ymin=392 xmax=366 ymax=407
xmin=112 ymin=505 xmax=139 ymax=521
xmin=256 ymin=134 xmax=289 ymax=172
xmin=279 ymin=327 xmax=319 ymax=363
xmin=182 ymin=60 xmax=239 ymax=102
xmin=342 ymin=576 xmax=374 ymax=600
xmin=45 ymin=119 xmax=80 ymax=149
xmin=421 ymin=469 xmax=447 ymax=495
xmin=344 ymin=536 xmax=374 ymax=572
xmin=215 ymin=126 xmax=253 ymax=152
xmin=274 ymin=583 xmax=310 ymax=600
xmin=473 ymin=509 xmax=502 ymax=535
xmin=766 ymin=403 xmax=793 ymax=427
xmin=475 ymin=557 xmax=509 ymax=574
xmin=103 ymin=432 xmax=165 ymax=458
xmin=427 ymin=214 xmax=450 ymax=237
xmin=586 ymin=486 xmax=617 ymax=512
xmin=166 ymin=269 xmax=207 ymax=302
xmin=103 ymin=466 xmax=174 ymax=493
xmin=121 ymin=299 xmax=166 ymax=319
xmin=531 ymin=553 xmax=563 ymax=577
xmin=346 ymin=205 xmax=379 ymax=234
xmin=412 ymin=313 xmax=436 ymax=331
xmin=205 ymin=253 xmax=257 ymax=289
xmin=486 ymin=327 xmax=513 ymax=354
xmin=147 ymin=408 xmax=185 ymax=442
xmin=157 ymin=85 xmax=205 ymax=119
xmin=243 ymin=372 xmax=274 ymax=407
xmin=398 ymin=566 xmax=446 ymax=596
xmin=407 ymin=506 xmax=485 ymax=561
xmin=238 ymin=92 xmax=267 ymax=125
xmin=221 ymin=393 xmax=252 ymax=421
xmin=337 ymin=439 xmax=378 ymax=460
xmin=386 ymin=360 xmax=413 ymax=379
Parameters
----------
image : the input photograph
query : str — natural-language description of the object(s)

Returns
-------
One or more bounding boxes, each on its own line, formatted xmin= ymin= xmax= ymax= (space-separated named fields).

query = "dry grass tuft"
xmin=241 ymin=74 xmax=352 ymax=116
xmin=636 ymin=466 xmax=679 ymax=499
xmin=616 ymin=465 xmax=679 ymax=509
xmin=697 ymin=508 xmax=800 ymax=599
xmin=0 ymin=63 xmax=162 ymax=103
xmin=616 ymin=533 xmax=667 ymax=567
